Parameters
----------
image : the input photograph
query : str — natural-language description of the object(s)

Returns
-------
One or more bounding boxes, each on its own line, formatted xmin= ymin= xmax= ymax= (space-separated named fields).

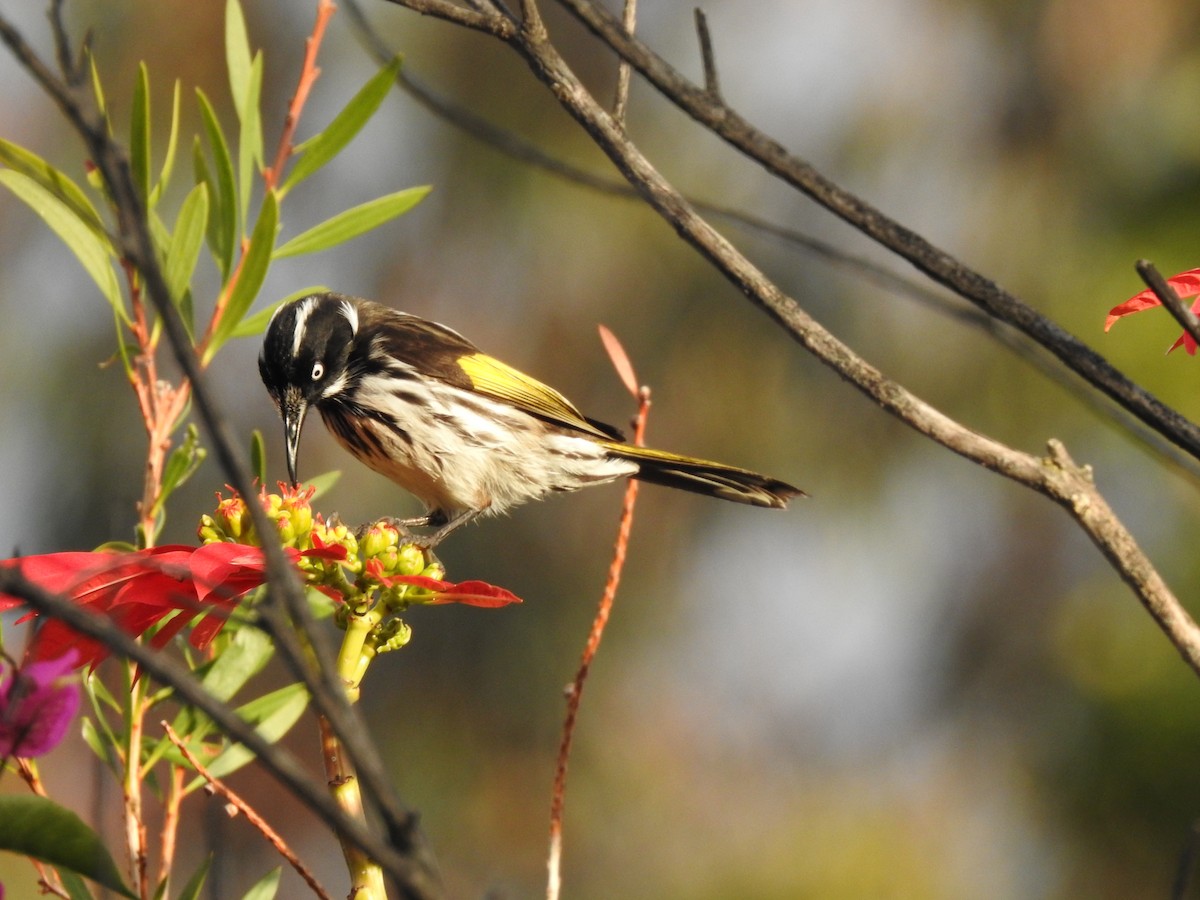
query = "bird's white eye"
xmin=311 ymin=362 xmax=325 ymax=381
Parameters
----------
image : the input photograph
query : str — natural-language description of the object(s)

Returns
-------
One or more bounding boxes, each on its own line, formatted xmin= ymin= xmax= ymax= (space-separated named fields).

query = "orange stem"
xmin=547 ymin=386 xmax=650 ymax=900
xmin=264 ymin=0 xmax=337 ymax=188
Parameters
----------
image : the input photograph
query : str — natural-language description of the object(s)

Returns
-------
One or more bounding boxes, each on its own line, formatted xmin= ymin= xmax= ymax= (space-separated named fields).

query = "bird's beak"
xmin=281 ymin=386 xmax=308 ymax=486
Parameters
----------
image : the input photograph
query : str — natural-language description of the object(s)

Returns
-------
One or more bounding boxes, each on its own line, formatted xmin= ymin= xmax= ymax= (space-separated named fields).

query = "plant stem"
xmin=325 ymin=603 xmax=387 ymax=898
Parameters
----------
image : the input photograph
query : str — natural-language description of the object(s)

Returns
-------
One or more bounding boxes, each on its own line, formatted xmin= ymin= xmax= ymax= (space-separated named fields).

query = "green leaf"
xmin=273 ymin=185 xmax=430 ymax=259
xmin=154 ymin=422 xmax=207 ymax=517
xmin=228 ymin=284 xmax=327 ymax=340
xmin=0 ymin=138 xmax=105 ymax=236
xmin=88 ymin=52 xmax=108 ymax=124
xmin=176 ymin=857 xmax=212 ymax=900
xmin=0 ymin=169 xmax=126 ymax=322
xmin=0 ymin=795 xmax=136 ymax=898
xmin=250 ymin=429 xmax=267 ymax=484
xmin=281 ymin=57 xmax=403 ymax=195
xmin=226 ymin=0 xmax=254 ymax=118
xmin=240 ymin=867 xmax=281 ymax=900
xmin=158 ymin=624 xmax=275 ymax=767
xmin=237 ymin=53 xmax=264 ymax=224
xmin=55 ymin=867 xmax=95 ymax=900
xmin=164 ymin=182 xmax=209 ymax=305
xmin=196 ymin=88 xmax=238 ymax=273
xmin=201 ymin=683 xmax=309 ymax=781
xmin=204 ymin=189 xmax=277 ymax=363
xmin=306 ymin=469 xmax=341 ymax=501
xmin=130 ymin=62 xmax=152 ymax=204
xmin=150 ymin=79 xmax=183 ymax=208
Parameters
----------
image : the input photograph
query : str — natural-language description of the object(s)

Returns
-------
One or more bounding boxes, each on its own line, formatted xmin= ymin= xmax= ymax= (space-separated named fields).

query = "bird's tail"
xmin=601 ymin=443 xmax=805 ymax=508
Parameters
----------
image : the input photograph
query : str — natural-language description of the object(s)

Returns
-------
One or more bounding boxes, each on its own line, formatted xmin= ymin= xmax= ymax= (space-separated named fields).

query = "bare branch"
xmin=373 ymin=0 xmax=1200 ymax=683
xmin=381 ymin=0 xmax=514 ymax=36
xmin=553 ymin=0 xmax=1200 ymax=464
xmin=612 ymin=0 xmax=637 ymax=124
xmin=693 ymin=8 xmax=720 ymax=100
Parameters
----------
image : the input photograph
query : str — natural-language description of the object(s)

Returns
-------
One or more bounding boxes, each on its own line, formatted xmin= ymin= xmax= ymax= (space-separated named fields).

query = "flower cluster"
xmin=199 ymin=484 xmax=516 ymax=613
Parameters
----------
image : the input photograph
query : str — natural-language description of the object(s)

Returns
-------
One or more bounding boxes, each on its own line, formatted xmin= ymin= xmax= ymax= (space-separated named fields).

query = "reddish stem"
xmin=547 ymin=386 xmax=650 ymax=900
xmin=264 ymin=0 xmax=337 ymax=189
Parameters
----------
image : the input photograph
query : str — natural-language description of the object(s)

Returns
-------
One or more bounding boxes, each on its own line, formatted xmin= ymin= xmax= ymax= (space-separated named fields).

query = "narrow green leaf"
xmin=130 ymin=62 xmax=152 ymax=203
xmin=0 ymin=169 xmax=126 ymax=322
xmin=202 ymin=683 xmax=309 ymax=781
xmin=250 ymin=429 xmax=267 ymax=484
xmin=165 ymin=183 xmax=209 ymax=304
xmin=281 ymin=57 xmax=403 ymax=195
xmin=176 ymin=857 xmax=212 ymax=900
xmin=150 ymin=78 xmax=183 ymax=208
xmin=205 ymin=189 xmax=277 ymax=362
xmin=161 ymin=624 xmax=275 ymax=766
xmin=273 ymin=185 xmax=431 ymax=259
xmin=0 ymin=796 xmax=136 ymax=898
xmin=88 ymin=52 xmax=108 ymax=123
xmin=149 ymin=208 xmax=172 ymax=265
xmin=240 ymin=867 xmax=281 ymax=900
xmin=306 ymin=469 xmax=341 ymax=501
xmin=226 ymin=0 xmax=253 ymax=119
xmin=154 ymin=422 xmax=207 ymax=516
xmin=196 ymin=88 xmax=238 ymax=271
xmin=0 ymin=138 xmax=105 ymax=236
xmin=237 ymin=53 xmax=265 ymax=223
xmin=55 ymin=867 xmax=95 ymax=900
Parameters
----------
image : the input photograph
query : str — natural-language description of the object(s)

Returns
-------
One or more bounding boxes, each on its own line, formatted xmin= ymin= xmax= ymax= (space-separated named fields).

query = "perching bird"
xmin=258 ymin=292 xmax=803 ymax=544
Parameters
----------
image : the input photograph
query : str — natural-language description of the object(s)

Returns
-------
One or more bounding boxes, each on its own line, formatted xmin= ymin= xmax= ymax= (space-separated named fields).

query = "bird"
xmin=258 ymin=291 xmax=804 ymax=545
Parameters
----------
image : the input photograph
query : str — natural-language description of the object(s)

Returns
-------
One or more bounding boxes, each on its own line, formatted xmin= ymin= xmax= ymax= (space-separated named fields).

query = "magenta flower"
xmin=0 ymin=651 xmax=80 ymax=758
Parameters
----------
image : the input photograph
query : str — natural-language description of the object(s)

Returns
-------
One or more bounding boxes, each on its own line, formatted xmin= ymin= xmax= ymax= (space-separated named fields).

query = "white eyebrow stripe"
xmin=291 ymin=295 xmax=319 ymax=357
xmin=339 ymin=298 xmax=359 ymax=336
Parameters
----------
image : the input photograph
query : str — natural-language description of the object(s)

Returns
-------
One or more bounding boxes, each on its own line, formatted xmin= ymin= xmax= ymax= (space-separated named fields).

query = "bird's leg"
xmin=417 ymin=508 xmax=481 ymax=550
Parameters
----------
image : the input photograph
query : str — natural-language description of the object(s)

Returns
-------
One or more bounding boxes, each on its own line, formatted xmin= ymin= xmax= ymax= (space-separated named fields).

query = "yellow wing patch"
xmin=457 ymin=352 xmax=612 ymax=438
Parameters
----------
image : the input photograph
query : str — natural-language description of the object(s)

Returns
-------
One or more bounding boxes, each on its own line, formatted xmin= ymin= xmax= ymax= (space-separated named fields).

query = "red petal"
xmin=1107 ymin=268 xmax=1200 ymax=331
xmin=422 ymin=580 xmax=523 ymax=608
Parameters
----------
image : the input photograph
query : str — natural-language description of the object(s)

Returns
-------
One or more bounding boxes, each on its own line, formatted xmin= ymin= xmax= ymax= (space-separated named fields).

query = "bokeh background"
xmin=4 ymin=0 xmax=1200 ymax=897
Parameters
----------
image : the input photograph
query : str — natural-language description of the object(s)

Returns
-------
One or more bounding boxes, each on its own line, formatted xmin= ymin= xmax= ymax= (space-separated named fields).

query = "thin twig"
xmin=163 ymin=722 xmax=333 ymax=900
xmin=693 ymin=8 xmax=720 ymax=100
xmin=264 ymin=0 xmax=337 ymax=188
xmin=1135 ymin=260 xmax=1200 ymax=352
xmin=611 ymin=0 xmax=636 ymax=124
xmin=547 ymin=383 xmax=648 ymax=900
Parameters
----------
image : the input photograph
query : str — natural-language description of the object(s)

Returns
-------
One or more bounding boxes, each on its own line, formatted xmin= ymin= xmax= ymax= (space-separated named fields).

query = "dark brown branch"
xmin=346 ymin=0 xmax=1200 ymax=486
xmin=374 ymin=0 xmax=1200 ymax=680
xmin=553 ymin=0 xmax=1200 ymax=464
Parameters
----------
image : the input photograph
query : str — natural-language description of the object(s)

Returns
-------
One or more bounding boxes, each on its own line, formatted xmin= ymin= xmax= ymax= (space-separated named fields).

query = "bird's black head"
xmin=258 ymin=292 xmax=360 ymax=483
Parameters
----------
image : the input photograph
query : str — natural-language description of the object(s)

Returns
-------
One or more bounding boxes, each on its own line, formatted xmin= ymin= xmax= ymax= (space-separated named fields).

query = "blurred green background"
xmin=4 ymin=0 xmax=1200 ymax=897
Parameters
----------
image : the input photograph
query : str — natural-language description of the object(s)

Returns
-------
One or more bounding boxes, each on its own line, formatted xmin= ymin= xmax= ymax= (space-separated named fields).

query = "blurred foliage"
xmin=4 ymin=0 xmax=1200 ymax=897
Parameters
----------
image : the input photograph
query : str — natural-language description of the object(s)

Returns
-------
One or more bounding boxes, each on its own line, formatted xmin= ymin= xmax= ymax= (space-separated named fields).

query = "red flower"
xmin=1106 ymin=268 xmax=1200 ymax=354
xmin=0 ymin=544 xmax=274 ymax=668
xmin=365 ymin=560 xmax=523 ymax=608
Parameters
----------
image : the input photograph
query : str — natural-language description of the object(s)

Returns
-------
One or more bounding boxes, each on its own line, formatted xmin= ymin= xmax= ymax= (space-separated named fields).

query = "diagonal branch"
xmin=373 ymin=0 xmax=1200 ymax=681
xmin=552 ymin=0 xmax=1200 ymax=464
